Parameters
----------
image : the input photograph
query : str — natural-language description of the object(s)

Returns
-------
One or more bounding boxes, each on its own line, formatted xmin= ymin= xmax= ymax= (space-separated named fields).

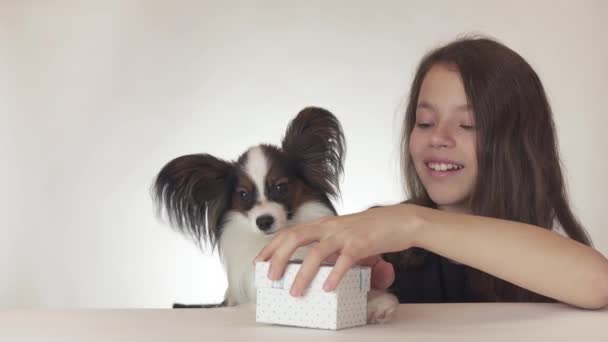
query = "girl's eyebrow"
xmin=416 ymin=101 xmax=436 ymax=112
xmin=417 ymin=101 xmax=471 ymax=113
xmin=455 ymin=104 xmax=472 ymax=112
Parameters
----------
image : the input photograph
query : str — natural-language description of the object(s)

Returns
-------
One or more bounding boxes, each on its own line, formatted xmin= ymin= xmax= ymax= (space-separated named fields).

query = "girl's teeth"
xmin=428 ymin=162 xmax=462 ymax=171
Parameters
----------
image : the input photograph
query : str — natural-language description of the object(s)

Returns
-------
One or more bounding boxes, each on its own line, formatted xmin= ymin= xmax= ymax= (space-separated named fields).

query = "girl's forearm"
xmin=396 ymin=205 xmax=608 ymax=309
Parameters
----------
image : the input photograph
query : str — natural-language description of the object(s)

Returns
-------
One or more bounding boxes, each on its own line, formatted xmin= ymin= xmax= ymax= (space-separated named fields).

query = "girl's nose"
xmin=429 ymin=124 xmax=455 ymax=148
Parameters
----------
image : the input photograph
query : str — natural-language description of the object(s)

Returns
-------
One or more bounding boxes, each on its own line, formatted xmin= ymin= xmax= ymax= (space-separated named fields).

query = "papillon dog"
xmin=153 ymin=107 xmax=398 ymax=323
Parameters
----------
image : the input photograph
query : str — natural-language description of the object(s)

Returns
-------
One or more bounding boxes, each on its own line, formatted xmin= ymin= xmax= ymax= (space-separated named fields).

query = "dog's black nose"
xmin=256 ymin=215 xmax=275 ymax=231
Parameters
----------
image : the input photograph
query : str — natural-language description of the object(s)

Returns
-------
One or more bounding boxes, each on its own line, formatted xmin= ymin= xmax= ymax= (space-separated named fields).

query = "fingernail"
xmin=290 ymin=287 xmax=300 ymax=297
xmin=323 ymin=281 xmax=332 ymax=292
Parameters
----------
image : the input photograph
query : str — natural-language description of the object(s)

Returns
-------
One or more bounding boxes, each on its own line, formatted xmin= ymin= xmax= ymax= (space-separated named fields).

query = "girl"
xmin=255 ymin=36 xmax=608 ymax=309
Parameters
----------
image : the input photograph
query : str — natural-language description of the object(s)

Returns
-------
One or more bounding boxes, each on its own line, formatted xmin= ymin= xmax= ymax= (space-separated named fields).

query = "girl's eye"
xmin=416 ymin=122 xmax=433 ymax=129
xmin=460 ymin=124 xmax=476 ymax=130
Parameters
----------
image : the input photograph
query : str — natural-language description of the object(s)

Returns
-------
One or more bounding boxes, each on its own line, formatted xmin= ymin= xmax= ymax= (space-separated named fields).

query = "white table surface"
xmin=1 ymin=303 xmax=606 ymax=341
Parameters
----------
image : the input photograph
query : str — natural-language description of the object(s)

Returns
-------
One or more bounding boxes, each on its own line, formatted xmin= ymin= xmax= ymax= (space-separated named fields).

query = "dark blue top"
xmin=390 ymin=251 xmax=469 ymax=303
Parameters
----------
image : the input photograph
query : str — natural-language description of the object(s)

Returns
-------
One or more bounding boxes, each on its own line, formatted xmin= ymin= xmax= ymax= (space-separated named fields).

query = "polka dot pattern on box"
xmin=254 ymin=261 xmax=370 ymax=330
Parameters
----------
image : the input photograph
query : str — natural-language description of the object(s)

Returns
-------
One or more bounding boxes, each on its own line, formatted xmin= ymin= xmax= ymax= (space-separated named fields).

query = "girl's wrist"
xmin=407 ymin=205 xmax=430 ymax=249
xmin=385 ymin=203 xmax=429 ymax=251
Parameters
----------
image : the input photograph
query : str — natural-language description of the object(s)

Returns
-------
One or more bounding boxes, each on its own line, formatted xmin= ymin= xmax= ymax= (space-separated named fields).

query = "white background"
xmin=1 ymin=0 xmax=606 ymax=308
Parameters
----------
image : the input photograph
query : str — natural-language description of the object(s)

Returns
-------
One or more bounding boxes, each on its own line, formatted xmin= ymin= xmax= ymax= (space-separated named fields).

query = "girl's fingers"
xmin=320 ymin=255 xmax=394 ymax=292
xmin=254 ymin=239 xmax=279 ymax=263
xmin=323 ymin=252 xmax=340 ymax=263
xmin=353 ymin=255 xmax=383 ymax=267
xmin=346 ymin=255 xmax=395 ymax=289
xmin=255 ymin=225 xmax=310 ymax=263
xmin=322 ymin=253 xmax=356 ymax=292
xmin=290 ymin=238 xmax=341 ymax=296
xmin=370 ymin=258 xmax=395 ymax=289
xmin=266 ymin=229 xmax=320 ymax=280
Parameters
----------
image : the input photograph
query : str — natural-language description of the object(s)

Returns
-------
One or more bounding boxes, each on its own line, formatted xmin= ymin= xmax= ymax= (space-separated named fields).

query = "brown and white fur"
xmin=153 ymin=107 xmax=398 ymax=323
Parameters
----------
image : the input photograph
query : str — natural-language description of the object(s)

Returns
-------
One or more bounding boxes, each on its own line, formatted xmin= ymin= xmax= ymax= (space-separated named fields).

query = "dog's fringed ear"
xmin=152 ymin=154 xmax=234 ymax=250
xmin=281 ymin=106 xmax=346 ymax=198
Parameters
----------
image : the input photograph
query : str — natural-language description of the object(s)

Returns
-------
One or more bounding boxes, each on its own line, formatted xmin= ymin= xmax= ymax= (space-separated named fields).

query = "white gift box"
xmin=254 ymin=260 xmax=371 ymax=330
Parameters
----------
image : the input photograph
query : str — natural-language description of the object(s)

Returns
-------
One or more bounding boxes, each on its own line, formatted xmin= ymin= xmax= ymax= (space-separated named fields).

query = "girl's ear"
xmin=152 ymin=153 xmax=234 ymax=250
xmin=281 ymin=106 xmax=346 ymax=197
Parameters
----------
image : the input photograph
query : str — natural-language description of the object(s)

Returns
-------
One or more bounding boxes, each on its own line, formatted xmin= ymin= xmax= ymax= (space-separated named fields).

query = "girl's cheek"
xmin=409 ymin=133 xmax=425 ymax=157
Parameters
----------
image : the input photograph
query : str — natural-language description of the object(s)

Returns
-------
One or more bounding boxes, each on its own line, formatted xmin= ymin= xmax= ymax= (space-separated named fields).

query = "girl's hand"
xmin=254 ymin=204 xmax=423 ymax=297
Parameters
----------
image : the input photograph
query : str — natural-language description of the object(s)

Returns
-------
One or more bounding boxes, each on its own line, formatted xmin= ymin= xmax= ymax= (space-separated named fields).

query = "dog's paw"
xmin=367 ymin=289 xmax=399 ymax=324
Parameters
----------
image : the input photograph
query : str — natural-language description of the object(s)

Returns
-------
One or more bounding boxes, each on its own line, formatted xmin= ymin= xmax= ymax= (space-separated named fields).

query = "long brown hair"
xmin=396 ymin=36 xmax=592 ymax=301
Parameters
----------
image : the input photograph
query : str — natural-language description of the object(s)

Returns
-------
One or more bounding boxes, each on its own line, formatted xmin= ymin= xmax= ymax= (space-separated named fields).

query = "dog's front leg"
xmin=367 ymin=289 xmax=399 ymax=323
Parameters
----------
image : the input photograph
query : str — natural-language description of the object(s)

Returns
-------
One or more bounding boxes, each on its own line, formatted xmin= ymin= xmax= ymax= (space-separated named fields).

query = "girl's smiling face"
xmin=408 ymin=64 xmax=478 ymax=213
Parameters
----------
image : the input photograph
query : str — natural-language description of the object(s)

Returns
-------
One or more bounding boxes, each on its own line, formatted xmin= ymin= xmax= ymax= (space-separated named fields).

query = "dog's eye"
xmin=274 ymin=182 xmax=288 ymax=196
xmin=238 ymin=190 xmax=250 ymax=202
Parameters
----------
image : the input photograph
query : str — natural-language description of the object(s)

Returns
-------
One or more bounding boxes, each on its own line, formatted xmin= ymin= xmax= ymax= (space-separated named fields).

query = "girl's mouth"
xmin=424 ymin=161 xmax=464 ymax=178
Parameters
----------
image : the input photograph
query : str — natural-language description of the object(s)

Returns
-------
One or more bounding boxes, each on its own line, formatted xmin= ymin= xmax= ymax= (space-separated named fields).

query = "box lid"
xmin=254 ymin=260 xmax=370 ymax=294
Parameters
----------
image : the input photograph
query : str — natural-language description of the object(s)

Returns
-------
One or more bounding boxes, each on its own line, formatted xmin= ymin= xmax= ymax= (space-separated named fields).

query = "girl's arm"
xmin=412 ymin=205 xmax=608 ymax=309
xmin=256 ymin=203 xmax=608 ymax=309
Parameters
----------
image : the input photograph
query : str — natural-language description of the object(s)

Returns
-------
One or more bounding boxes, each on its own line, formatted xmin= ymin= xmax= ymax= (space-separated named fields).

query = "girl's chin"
xmin=436 ymin=204 xmax=470 ymax=214
xmin=428 ymin=195 xmax=470 ymax=213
